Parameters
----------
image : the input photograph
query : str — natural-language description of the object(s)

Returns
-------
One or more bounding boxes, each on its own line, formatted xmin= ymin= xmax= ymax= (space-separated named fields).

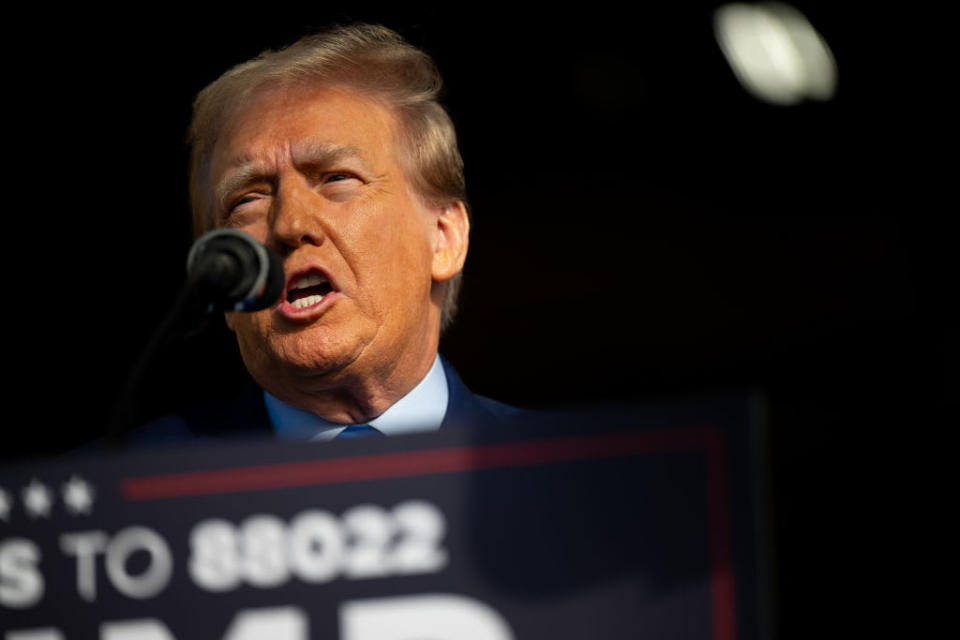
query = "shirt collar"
xmin=264 ymin=355 xmax=448 ymax=441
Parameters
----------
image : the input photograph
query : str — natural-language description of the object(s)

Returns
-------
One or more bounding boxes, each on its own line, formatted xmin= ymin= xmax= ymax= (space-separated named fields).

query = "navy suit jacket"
xmin=127 ymin=357 xmax=519 ymax=448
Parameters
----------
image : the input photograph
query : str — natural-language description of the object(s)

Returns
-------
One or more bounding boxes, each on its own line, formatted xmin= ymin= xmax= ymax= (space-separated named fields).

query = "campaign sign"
xmin=1 ymin=398 xmax=768 ymax=639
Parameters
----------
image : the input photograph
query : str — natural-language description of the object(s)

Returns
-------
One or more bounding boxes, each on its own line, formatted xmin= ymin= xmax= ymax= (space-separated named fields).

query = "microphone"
xmin=106 ymin=230 xmax=283 ymax=445
xmin=186 ymin=229 xmax=284 ymax=311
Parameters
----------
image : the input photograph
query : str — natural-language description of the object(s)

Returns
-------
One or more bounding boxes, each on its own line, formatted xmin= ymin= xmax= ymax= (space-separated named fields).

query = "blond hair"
xmin=188 ymin=24 xmax=466 ymax=329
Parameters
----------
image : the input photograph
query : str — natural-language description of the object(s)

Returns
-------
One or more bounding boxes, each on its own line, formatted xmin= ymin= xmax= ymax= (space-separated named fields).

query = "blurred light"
xmin=714 ymin=2 xmax=837 ymax=105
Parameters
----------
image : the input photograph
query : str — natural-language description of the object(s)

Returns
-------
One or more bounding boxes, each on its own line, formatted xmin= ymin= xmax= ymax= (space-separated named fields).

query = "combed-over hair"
xmin=187 ymin=23 xmax=466 ymax=330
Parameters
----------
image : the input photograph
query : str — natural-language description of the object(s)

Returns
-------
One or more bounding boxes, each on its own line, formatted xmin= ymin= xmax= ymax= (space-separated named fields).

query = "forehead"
xmin=211 ymin=84 xmax=399 ymax=175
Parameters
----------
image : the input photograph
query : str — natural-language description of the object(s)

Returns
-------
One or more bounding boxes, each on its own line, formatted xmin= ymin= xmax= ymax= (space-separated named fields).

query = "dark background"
xmin=5 ymin=3 xmax=949 ymax=637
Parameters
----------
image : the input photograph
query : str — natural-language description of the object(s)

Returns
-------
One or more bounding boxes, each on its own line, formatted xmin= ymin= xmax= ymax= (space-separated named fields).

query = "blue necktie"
xmin=336 ymin=424 xmax=384 ymax=439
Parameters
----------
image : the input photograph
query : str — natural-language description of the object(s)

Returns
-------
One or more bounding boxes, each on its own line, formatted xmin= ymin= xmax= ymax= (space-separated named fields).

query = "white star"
xmin=22 ymin=479 xmax=53 ymax=518
xmin=62 ymin=475 xmax=94 ymax=515
xmin=0 ymin=487 xmax=11 ymax=521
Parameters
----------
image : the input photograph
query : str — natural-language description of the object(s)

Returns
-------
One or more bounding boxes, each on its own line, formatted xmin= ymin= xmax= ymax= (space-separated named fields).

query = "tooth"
xmin=292 ymin=273 xmax=327 ymax=290
xmin=292 ymin=294 xmax=323 ymax=309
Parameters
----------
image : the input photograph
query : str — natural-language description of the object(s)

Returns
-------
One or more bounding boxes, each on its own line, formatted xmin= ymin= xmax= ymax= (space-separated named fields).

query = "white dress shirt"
xmin=264 ymin=355 xmax=449 ymax=440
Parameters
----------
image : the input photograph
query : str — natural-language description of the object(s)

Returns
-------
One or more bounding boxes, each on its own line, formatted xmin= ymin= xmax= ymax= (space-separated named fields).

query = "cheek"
xmin=228 ymin=219 xmax=271 ymax=243
xmin=231 ymin=313 xmax=282 ymax=367
xmin=229 ymin=310 xmax=270 ymax=342
xmin=339 ymin=199 xmax=435 ymax=308
xmin=377 ymin=225 xmax=432 ymax=287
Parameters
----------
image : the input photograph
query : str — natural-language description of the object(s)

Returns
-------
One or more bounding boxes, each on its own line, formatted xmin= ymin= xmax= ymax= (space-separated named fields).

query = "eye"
xmin=324 ymin=172 xmax=360 ymax=184
xmin=222 ymin=192 xmax=268 ymax=227
xmin=228 ymin=193 xmax=266 ymax=212
xmin=319 ymin=172 xmax=364 ymax=201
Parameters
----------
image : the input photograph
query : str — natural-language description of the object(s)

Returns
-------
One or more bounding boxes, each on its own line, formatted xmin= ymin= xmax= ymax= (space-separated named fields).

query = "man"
xmin=133 ymin=24 xmax=518 ymax=445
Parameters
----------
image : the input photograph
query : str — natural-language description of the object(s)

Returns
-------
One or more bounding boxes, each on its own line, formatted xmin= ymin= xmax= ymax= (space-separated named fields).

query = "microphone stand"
xmin=103 ymin=272 xmax=210 ymax=449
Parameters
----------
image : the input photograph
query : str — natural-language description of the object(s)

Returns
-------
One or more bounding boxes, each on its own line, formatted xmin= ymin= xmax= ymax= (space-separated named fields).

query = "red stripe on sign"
xmin=121 ymin=429 xmax=709 ymax=500
xmin=120 ymin=427 xmax=736 ymax=640
xmin=701 ymin=428 xmax=737 ymax=640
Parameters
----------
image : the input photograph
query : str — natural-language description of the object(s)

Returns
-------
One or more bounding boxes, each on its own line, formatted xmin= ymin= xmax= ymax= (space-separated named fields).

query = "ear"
xmin=224 ymin=312 xmax=236 ymax=332
xmin=430 ymin=200 xmax=470 ymax=282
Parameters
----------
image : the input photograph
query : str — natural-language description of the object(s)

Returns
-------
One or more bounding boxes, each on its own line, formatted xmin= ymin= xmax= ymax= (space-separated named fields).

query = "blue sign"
xmin=1 ymin=398 xmax=768 ymax=639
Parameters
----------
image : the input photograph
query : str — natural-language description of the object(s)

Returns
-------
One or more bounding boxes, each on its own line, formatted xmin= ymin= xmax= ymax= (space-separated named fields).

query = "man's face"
xmin=208 ymin=85 xmax=463 ymax=408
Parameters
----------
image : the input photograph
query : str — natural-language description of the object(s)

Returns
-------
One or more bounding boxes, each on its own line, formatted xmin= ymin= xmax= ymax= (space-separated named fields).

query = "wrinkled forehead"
xmin=212 ymin=83 xmax=400 ymax=169
xmin=194 ymin=81 xmax=422 ymax=232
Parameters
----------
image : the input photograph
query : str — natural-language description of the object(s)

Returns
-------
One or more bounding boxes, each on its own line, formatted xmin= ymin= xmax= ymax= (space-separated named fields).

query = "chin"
xmin=268 ymin=330 xmax=369 ymax=377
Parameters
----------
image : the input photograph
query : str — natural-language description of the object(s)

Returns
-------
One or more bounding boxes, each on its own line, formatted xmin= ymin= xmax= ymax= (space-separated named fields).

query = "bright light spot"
xmin=714 ymin=2 xmax=837 ymax=105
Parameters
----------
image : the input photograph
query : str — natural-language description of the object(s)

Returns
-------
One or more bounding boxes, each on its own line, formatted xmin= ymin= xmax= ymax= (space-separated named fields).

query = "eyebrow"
xmin=213 ymin=141 xmax=369 ymax=212
xmin=291 ymin=140 xmax=366 ymax=170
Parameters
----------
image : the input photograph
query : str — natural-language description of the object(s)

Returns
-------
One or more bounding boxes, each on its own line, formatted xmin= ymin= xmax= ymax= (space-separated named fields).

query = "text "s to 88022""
xmin=189 ymin=500 xmax=447 ymax=592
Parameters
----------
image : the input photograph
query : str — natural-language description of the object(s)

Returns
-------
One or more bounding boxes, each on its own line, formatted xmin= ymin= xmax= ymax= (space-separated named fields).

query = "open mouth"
xmin=286 ymin=271 xmax=335 ymax=310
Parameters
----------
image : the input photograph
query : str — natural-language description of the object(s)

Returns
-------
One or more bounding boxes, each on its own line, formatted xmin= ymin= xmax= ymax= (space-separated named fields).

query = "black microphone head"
xmin=186 ymin=229 xmax=284 ymax=311
xmin=246 ymin=245 xmax=284 ymax=311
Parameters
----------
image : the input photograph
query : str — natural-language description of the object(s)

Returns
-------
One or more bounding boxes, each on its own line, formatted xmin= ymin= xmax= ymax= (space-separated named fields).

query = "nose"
xmin=269 ymin=178 xmax=324 ymax=254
